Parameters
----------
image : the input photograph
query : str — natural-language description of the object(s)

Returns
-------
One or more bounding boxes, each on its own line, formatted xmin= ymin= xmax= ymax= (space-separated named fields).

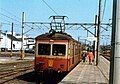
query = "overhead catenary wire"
xmin=0 ymin=11 xmax=47 ymax=35
xmin=0 ymin=12 xmax=33 ymax=29
xmin=0 ymin=16 xmax=21 ymax=26
xmin=0 ymin=12 xmax=20 ymax=23
xmin=0 ymin=22 xmax=20 ymax=26
xmin=0 ymin=8 xmax=31 ymax=27
xmin=1 ymin=8 xmax=21 ymax=20
xmin=42 ymin=0 xmax=58 ymax=15
xmin=0 ymin=1 xmax=111 ymax=40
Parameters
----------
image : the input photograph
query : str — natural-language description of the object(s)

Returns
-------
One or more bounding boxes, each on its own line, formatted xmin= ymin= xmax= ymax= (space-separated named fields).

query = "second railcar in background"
xmin=34 ymin=32 xmax=82 ymax=73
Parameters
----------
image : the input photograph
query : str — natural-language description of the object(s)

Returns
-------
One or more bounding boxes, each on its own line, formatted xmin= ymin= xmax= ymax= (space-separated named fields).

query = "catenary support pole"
xmin=10 ymin=23 xmax=13 ymax=57
xmin=109 ymin=0 xmax=120 ymax=84
xmin=94 ymin=15 xmax=97 ymax=65
xmin=21 ymin=12 xmax=25 ymax=59
xmin=0 ymin=23 xmax=2 ymax=54
xmin=96 ymin=0 xmax=101 ymax=66
xmin=109 ymin=0 xmax=117 ymax=83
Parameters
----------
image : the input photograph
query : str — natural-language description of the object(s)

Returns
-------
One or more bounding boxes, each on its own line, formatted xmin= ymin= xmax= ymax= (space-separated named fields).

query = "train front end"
xmin=34 ymin=33 xmax=71 ymax=73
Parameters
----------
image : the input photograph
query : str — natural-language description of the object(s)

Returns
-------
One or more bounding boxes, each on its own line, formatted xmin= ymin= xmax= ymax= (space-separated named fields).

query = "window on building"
xmin=38 ymin=44 xmax=51 ymax=55
xmin=13 ymin=44 xmax=15 ymax=49
xmin=28 ymin=39 xmax=34 ymax=42
xmin=52 ymin=44 xmax=66 ymax=56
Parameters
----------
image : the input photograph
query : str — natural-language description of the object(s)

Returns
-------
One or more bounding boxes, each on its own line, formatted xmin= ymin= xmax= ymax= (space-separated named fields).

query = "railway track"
xmin=102 ymin=54 xmax=110 ymax=61
xmin=0 ymin=66 xmax=34 ymax=84
xmin=0 ymin=61 xmax=34 ymax=84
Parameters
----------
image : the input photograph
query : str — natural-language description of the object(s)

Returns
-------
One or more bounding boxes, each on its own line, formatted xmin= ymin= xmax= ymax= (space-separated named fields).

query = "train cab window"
xmin=38 ymin=44 xmax=51 ymax=55
xmin=52 ymin=44 xmax=66 ymax=56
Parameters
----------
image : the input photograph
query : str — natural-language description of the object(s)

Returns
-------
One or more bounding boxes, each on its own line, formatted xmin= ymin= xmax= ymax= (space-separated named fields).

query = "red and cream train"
xmin=34 ymin=31 xmax=82 ymax=73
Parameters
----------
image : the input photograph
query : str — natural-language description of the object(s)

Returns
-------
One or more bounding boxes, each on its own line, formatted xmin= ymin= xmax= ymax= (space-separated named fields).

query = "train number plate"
xmin=48 ymin=59 xmax=53 ymax=67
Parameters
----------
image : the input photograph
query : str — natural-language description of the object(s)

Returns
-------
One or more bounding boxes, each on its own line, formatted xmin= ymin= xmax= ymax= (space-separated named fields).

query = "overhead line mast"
xmin=21 ymin=12 xmax=25 ymax=59
xmin=109 ymin=0 xmax=120 ymax=83
xmin=96 ymin=0 xmax=102 ymax=66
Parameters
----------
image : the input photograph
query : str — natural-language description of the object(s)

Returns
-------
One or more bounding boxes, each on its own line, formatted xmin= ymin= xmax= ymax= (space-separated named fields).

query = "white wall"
xmin=1 ymin=34 xmax=21 ymax=51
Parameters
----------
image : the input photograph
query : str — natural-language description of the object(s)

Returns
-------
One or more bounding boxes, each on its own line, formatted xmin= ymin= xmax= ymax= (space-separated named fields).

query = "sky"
xmin=0 ymin=0 xmax=113 ymax=45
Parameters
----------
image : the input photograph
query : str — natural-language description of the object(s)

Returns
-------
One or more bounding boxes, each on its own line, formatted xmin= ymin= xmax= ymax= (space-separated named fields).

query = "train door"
xmin=79 ymin=44 xmax=81 ymax=60
xmin=72 ymin=42 xmax=75 ymax=64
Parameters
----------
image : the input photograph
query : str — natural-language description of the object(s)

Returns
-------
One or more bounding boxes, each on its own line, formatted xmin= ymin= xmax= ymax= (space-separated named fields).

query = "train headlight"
xmin=49 ymin=39 xmax=54 ymax=43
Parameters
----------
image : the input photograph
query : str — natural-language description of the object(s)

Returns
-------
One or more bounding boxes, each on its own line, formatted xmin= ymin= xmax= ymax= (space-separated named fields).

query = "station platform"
xmin=59 ymin=56 xmax=110 ymax=84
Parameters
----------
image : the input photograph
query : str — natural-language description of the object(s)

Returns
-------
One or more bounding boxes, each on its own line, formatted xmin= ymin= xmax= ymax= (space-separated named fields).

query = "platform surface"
xmin=59 ymin=56 xmax=109 ymax=84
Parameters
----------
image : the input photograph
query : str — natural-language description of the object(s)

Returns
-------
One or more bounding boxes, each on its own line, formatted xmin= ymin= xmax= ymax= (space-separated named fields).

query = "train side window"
xmin=52 ymin=44 xmax=66 ymax=56
xmin=38 ymin=44 xmax=51 ymax=55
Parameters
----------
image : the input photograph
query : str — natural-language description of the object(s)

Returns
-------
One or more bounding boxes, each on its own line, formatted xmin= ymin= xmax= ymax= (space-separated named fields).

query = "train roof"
xmin=35 ymin=32 xmax=74 ymax=40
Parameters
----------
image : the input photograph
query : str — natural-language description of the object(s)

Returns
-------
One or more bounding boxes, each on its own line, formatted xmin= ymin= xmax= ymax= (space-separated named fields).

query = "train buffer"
xmin=59 ymin=56 xmax=110 ymax=84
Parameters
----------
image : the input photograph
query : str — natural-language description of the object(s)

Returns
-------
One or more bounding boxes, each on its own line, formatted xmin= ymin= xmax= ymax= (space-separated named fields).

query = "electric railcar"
xmin=34 ymin=31 xmax=82 ymax=73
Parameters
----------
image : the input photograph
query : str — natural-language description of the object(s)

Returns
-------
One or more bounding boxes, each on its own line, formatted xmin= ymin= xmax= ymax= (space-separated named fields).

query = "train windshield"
xmin=52 ymin=44 xmax=66 ymax=56
xmin=38 ymin=44 xmax=51 ymax=55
